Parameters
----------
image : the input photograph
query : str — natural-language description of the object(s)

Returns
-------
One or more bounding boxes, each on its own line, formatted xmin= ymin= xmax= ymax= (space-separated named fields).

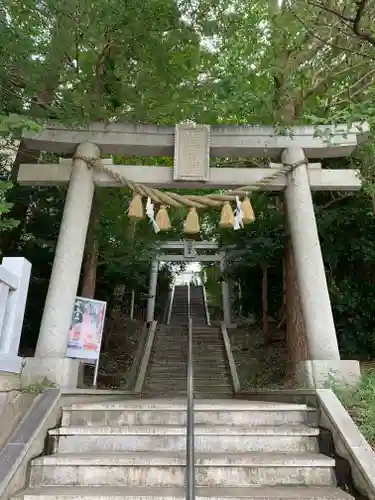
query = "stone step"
xmin=153 ymin=347 xmax=222 ymax=350
xmin=193 ymin=351 xmax=224 ymax=355
xmin=152 ymin=340 xmax=190 ymax=344
xmin=147 ymin=372 xmax=230 ymax=380
xmin=147 ymin=367 xmax=227 ymax=373
xmin=193 ymin=350 xmax=226 ymax=355
xmin=144 ymin=385 xmax=233 ymax=393
xmin=192 ymin=329 xmax=221 ymax=333
xmin=149 ymin=362 xmax=228 ymax=367
xmin=141 ymin=394 xmax=234 ymax=399
xmin=151 ymin=355 xmax=226 ymax=360
xmin=149 ymin=363 xmax=226 ymax=367
xmin=50 ymin=425 xmax=319 ymax=454
xmin=142 ymin=388 xmax=234 ymax=395
xmin=61 ymin=402 xmax=315 ymax=427
xmin=194 ymin=341 xmax=223 ymax=346
xmin=148 ymin=363 xmax=186 ymax=368
xmin=148 ymin=368 xmax=226 ymax=373
xmin=153 ymin=342 xmax=223 ymax=348
xmin=147 ymin=371 xmax=229 ymax=377
xmin=153 ymin=341 xmax=223 ymax=347
xmin=11 ymin=485 xmax=354 ymax=500
xmin=145 ymin=378 xmax=231 ymax=385
xmin=152 ymin=350 xmax=226 ymax=359
xmin=142 ymin=390 xmax=234 ymax=396
xmin=157 ymin=326 xmax=186 ymax=330
xmin=154 ymin=340 xmax=220 ymax=344
xmin=141 ymin=392 xmax=190 ymax=397
xmin=195 ymin=350 xmax=226 ymax=354
xmin=149 ymin=353 xmax=189 ymax=358
xmin=29 ymin=452 xmax=336 ymax=487
xmin=150 ymin=351 xmax=188 ymax=356
xmin=157 ymin=330 xmax=217 ymax=334
xmin=149 ymin=360 xmax=224 ymax=365
xmin=144 ymin=384 xmax=233 ymax=391
xmin=192 ymin=332 xmax=221 ymax=335
xmin=148 ymin=365 xmax=229 ymax=371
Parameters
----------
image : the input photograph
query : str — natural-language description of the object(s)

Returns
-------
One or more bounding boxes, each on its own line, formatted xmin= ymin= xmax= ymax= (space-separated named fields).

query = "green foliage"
xmin=21 ymin=377 xmax=56 ymax=394
xmin=0 ymin=114 xmax=39 ymax=136
xmin=0 ymin=181 xmax=19 ymax=233
xmin=336 ymin=370 xmax=375 ymax=447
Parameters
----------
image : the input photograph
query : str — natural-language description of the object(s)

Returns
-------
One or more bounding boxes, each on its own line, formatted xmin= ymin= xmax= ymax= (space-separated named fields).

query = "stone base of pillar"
xmin=296 ymin=360 xmax=361 ymax=388
xmin=21 ymin=357 xmax=80 ymax=389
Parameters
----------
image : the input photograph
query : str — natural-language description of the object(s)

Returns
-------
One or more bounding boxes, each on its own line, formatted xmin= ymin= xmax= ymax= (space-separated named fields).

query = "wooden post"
xmin=262 ymin=265 xmax=269 ymax=340
xmin=130 ymin=290 xmax=135 ymax=320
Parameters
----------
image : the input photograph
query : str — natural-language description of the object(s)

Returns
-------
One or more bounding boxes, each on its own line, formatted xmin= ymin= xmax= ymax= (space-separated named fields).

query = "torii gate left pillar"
xmin=21 ymin=142 xmax=100 ymax=388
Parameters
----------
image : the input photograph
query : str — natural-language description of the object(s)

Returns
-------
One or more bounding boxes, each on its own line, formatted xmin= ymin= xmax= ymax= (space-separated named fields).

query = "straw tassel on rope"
xmin=184 ymin=207 xmax=200 ymax=234
xmin=156 ymin=205 xmax=171 ymax=231
xmin=220 ymin=201 xmax=235 ymax=228
xmin=241 ymin=196 xmax=255 ymax=224
xmin=128 ymin=193 xmax=144 ymax=220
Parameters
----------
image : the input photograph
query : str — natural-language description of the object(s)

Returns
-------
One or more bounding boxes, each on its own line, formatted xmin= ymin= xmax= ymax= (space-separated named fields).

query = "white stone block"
xmin=0 ymin=257 xmax=31 ymax=373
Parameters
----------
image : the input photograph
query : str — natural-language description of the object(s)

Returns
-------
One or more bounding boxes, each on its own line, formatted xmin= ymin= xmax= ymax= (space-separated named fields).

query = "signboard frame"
xmin=66 ymin=296 xmax=107 ymax=387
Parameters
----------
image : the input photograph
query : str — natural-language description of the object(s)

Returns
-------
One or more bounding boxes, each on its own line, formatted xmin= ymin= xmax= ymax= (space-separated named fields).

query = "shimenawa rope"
xmin=72 ymin=154 xmax=306 ymax=233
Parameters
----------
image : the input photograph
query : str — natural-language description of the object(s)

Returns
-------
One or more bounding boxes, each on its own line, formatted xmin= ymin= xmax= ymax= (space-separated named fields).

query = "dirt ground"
xmin=228 ymin=323 xmax=291 ymax=389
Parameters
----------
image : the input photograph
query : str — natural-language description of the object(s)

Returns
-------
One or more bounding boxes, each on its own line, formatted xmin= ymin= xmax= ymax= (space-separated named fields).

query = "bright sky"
xmin=171 ymin=261 xmax=202 ymax=285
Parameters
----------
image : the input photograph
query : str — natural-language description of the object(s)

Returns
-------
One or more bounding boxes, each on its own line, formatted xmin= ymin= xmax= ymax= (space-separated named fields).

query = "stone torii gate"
xmin=17 ymin=121 xmax=369 ymax=388
xmin=148 ymin=240 xmax=233 ymax=326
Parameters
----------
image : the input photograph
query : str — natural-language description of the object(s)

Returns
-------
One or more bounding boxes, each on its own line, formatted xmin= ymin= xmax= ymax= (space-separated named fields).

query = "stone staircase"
xmin=13 ymin=398 xmax=353 ymax=500
xmin=190 ymin=285 xmax=207 ymax=325
xmin=142 ymin=324 xmax=233 ymax=398
xmin=143 ymin=283 xmax=232 ymax=398
xmin=169 ymin=285 xmax=207 ymax=325
xmin=169 ymin=285 xmax=189 ymax=325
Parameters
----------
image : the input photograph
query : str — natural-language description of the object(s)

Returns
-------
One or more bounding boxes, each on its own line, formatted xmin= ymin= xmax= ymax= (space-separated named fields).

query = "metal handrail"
xmin=134 ymin=321 xmax=158 ymax=393
xmin=201 ymin=284 xmax=211 ymax=326
xmin=166 ymin=285 xmax=175 ymax=324
xmin=186 ymin=283 xmax=195 ymax=500
xmin=187 ymin=282 xmax=191 ymax=323
xmin=220 ymin=322 xmax=240 ymax=392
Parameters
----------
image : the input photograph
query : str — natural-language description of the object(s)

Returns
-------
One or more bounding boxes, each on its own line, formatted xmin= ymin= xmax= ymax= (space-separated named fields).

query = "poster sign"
xmin=66 ymin=296 xmax=107 ymax=361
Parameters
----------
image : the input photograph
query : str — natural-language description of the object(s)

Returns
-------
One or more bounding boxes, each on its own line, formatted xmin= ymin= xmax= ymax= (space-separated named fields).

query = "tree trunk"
xmin=284 ymin=204 xmax=309 ymax=384
xmin=103 ymin=284 xmax=126 ymax=350
xmin=81 ymin=196 xmax=99 ymax=298
xmin=270 ymin=1 xmax=308 ymax=383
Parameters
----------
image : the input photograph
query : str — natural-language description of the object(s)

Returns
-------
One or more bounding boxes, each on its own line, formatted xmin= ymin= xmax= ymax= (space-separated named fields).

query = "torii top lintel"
xmin=21 ymin=120 xmax=369 ymax=159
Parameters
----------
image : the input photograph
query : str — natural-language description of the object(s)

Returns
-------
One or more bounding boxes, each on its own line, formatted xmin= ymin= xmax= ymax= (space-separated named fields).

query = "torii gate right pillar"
xmin=282 ymin=147 xmax=360 ymax=387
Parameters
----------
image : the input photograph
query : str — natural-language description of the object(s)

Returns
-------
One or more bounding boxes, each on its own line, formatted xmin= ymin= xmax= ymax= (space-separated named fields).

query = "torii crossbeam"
xmin=18 ymin=121 xmax=368 ymax=190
